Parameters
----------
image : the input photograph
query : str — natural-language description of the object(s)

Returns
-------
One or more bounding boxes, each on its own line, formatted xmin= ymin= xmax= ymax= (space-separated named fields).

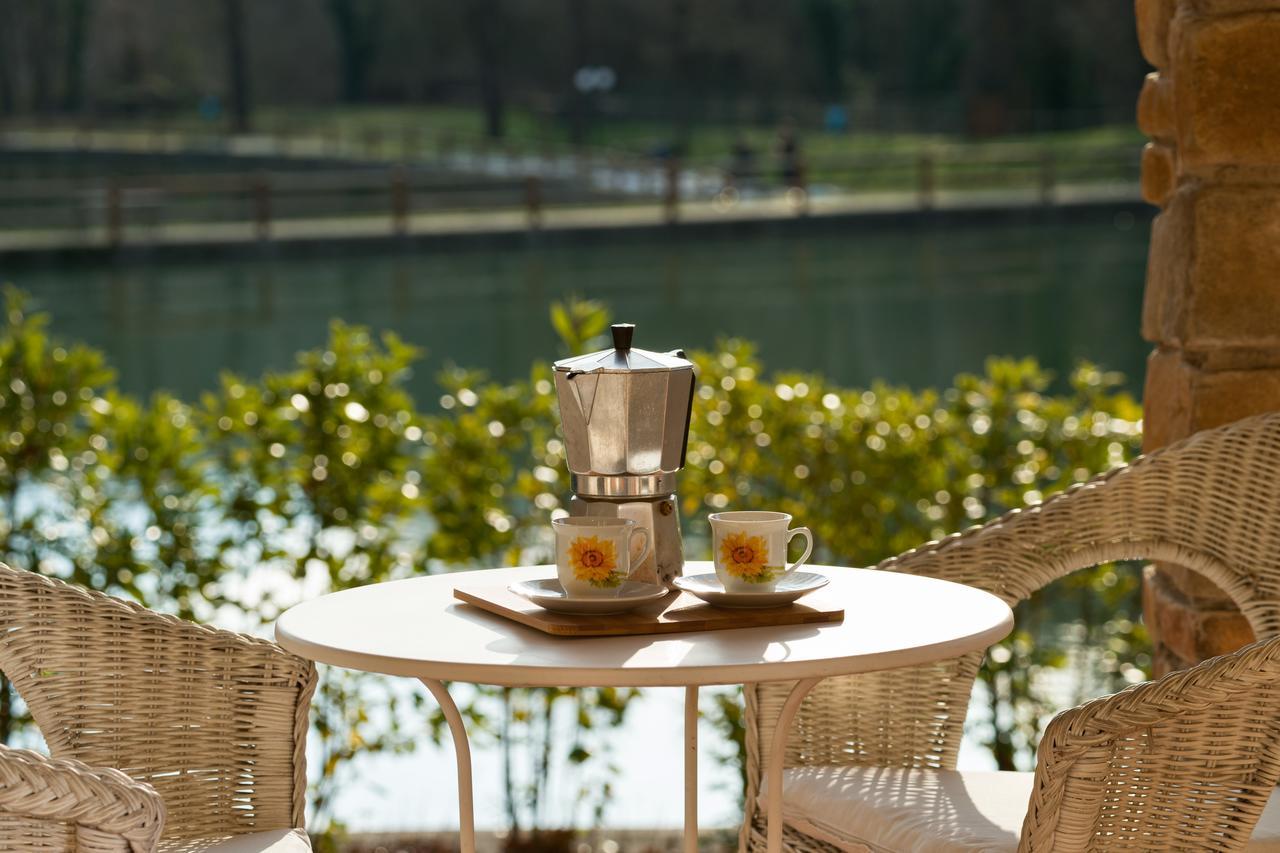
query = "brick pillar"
xmin=1138 ymin=0 xmax=1280 ymax=674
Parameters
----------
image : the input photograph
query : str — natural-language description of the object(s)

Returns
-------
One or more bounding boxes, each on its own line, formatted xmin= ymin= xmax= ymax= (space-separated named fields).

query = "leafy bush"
xmin=0 ymin=287 xmax=1145 ymax=839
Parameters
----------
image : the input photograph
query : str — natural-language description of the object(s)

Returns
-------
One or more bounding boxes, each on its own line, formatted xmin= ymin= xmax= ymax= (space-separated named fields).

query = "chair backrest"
xmin=745 ymin=412 xmax=1280 ymax=839
xmin=0 ymin=564 xmax=316 ymax=843
xmin=1021 ymin=633 xmax=1280 ymax=851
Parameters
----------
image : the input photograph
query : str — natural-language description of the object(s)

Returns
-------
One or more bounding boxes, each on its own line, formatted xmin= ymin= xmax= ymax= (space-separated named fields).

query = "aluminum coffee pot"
xmin=553 ymin=323 xmax=696 ymax=586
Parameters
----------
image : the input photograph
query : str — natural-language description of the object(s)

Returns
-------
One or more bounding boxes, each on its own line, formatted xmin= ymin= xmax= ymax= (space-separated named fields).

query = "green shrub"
xmin=0 ymin=287 xmax=1145 ymax=836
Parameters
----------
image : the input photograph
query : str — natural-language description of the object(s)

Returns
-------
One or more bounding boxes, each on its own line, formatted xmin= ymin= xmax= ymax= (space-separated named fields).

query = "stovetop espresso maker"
xmin=553 ymin=323 xmax=696 ymax=587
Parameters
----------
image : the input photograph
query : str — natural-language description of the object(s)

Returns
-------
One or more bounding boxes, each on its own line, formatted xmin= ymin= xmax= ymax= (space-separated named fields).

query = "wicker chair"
xmin=0 ymin=563 xmax=317 ymax=852
xmin=743 ymin=411 xmax=1280 ymax=852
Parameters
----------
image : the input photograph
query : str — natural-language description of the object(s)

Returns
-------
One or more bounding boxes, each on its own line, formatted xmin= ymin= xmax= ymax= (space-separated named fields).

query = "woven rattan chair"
xmin=0 ymin=563 xmax=318 ymax=852
xmin=743 ymin=411 xmax=1280 ymax=852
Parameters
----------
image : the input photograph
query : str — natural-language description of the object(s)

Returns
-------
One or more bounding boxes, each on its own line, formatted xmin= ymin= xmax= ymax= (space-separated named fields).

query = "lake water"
xmin=7 ymin=212 xmax=1151 ymax=402
xmin=2 ymin=212 xmax=1153 ymax=831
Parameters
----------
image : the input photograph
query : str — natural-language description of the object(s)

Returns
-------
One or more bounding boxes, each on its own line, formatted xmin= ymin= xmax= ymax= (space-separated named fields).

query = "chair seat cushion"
xmin=763 ymin=767 xmax=1280 ymax=852
xmin=159 ymin=828 xmax=311 ymax=853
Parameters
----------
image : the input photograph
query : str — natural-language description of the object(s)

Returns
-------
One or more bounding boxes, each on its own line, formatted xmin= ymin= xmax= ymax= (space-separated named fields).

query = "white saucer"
xmin=510 ymin=578 xmax=671 ymax=615
xmin=672 ymin=571 xmax=829 ymax=609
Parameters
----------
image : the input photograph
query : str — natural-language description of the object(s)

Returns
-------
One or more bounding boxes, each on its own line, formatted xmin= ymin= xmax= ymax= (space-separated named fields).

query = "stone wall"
xmin=1137 ymin=0 xmax=1280 ymax=673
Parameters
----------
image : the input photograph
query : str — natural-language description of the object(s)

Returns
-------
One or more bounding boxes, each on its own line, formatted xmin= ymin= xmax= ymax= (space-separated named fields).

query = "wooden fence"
xmin=0 ymin=126 xmax=1141 ymax=247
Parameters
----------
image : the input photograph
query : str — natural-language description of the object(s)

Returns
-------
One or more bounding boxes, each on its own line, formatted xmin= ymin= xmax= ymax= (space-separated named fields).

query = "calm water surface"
xmin=9 ymin=214 xmax=1151 ymax=400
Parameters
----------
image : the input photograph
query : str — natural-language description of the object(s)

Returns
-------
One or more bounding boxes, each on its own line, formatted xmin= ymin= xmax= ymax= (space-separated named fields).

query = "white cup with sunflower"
xmin=553 ymin=517 xmax=653 ymax=597
xmin=709 ymin=511 xmax=814 ymax=592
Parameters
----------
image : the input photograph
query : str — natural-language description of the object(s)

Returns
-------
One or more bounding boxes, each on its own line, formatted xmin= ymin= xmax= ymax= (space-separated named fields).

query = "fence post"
xmin=525 ymin=175 xmax=543 ymax=230
xmin=789 ymin=161 xmax=810 ymax=216
xmin=1039 ymin=150 xmax=1056 ymax=206
xmin=106 ymin=182 xmax=123 ymax=248
xmin=918 ymin=153 xmax=935 ymax=211
xmin=253 ymin=174 xmax=271 ymax=240
xmin=664 ymin=158 xmax=681 ymax=224
xmin=390 ymin=166 xmax=410 ymax=235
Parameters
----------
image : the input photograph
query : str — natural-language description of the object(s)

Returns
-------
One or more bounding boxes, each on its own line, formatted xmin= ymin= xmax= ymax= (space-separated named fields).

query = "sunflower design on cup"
xmin=553 ymin=517 xmax=652 ymax=597
xmin=567 ymin=535 xmax=622 ymax=588
xmin=709 ymin=511 xmax=814 ymax=593
xmin=718 ymin=531 xmax=780 ymax=584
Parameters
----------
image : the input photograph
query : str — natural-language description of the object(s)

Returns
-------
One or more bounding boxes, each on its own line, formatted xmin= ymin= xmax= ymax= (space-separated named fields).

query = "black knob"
xmin=611 ymin=323 xmax=635 ymax=352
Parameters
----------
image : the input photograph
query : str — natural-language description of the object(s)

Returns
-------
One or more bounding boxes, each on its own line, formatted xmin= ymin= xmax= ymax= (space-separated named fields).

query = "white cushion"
xmin=763 ymin=767 xmax=1280 ymax=852
xmin=159 ymin=828 xmax=311 ymax=853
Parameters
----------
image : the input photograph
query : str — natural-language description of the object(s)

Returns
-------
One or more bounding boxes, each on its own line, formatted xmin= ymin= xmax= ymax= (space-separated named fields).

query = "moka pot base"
xmin=568 ymin=493 xmax=684 ymax=588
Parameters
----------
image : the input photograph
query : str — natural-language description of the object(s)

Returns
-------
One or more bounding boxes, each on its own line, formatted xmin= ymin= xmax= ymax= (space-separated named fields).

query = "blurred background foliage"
xmin=0 ymin=288 xmax=1144 ymax=842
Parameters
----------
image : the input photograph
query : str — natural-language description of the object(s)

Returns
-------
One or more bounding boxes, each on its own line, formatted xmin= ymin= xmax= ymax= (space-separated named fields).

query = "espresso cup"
xmin=709 ymin=511 xmax=814 ymax=592
xmin=553 ymin=517 xmax=653 ymax=597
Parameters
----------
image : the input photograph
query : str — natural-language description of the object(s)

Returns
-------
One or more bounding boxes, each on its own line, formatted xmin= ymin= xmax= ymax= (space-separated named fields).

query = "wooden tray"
xmin=453 ymin=581 xmax=844 ymax=637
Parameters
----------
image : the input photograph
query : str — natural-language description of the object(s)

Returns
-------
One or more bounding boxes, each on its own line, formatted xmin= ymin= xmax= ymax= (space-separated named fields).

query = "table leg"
xmin=765 ymin=677 xmax=821 ymax=853
xmin=684 ymin=685 xmax=698 ymax=853
xmin=421 ymin=678 xmax=475 ymax=853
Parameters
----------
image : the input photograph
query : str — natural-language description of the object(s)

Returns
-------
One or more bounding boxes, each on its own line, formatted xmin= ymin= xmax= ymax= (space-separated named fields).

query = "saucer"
xmin=510 ymin=578 xmax=671 ymax=615
xmin=672 ymin=571 xmax=829 ymax=609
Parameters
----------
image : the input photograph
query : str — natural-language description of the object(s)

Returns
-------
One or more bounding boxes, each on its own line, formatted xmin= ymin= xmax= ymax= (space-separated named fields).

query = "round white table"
xmin=276 ymin=563 xmax=1012 ymax=853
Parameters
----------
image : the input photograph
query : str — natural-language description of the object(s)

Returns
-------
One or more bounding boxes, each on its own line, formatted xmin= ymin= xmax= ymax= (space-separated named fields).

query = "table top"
xmin=275 ymin=563 xmax=1013 ymax=688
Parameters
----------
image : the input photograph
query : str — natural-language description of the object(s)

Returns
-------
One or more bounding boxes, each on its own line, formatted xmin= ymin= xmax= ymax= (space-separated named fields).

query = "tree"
xmin=465 ymin=0 xmax=506 ymax=139
xmin=61 ymin=0 xmax=91 ymax=113
xmin=566 ymin=0 xmax=589 ymax=146
xmin=805 ymin=0 xmax=846 ymax=101
xmin=327 ymin=0 xmax=381 ymax=103
xmin=223 ymin=0 xmax=252 ymax=132
xmin=0 ymin=0 xmax=13 ymax=116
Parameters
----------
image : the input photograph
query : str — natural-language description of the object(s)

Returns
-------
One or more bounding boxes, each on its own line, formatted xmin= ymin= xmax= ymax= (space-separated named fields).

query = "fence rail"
xmin=0 ymin=125 xmax=1142 ymax=249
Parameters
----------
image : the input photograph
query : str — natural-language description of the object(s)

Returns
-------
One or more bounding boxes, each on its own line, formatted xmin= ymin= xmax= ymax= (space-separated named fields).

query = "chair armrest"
xmin=0 ymin=744 xmax=165 ymax=852
xmin=0 ymin=566 xmax=318 ymax=838
xmin=1020 ymin=635 xmax=1280 ymax=851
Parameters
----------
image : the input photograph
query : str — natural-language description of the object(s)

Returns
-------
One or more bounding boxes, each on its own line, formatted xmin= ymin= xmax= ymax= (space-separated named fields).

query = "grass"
xmin=6 ymin=103 xmax=1142 ymax=197
xmin=56 ymin=102 xmax=1144 ymax=165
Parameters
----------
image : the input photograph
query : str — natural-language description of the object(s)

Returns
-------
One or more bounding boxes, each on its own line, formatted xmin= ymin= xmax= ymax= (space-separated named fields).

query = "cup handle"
xmin=629 ymin=526 xmax=653 ymax=574
xmin=784 ymin=527 xmax=813 ymax=575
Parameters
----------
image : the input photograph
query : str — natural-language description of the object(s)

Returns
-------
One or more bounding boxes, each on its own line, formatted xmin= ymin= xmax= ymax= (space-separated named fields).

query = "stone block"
xmin=1136 ymin=0 xmax=1176 ymax=67
xmin=1144 ymin=565 xmax=1255 ymax=671
xmin=1182 ymin=0 xmax=1280 ymax=14
xmin=1159 ymin=561 xmax=1236 ymax=607
xmin=1152 ymin=643 xmax=1190 ymax=676
xmin=1142 ymin=348 xmax=1280 ymax=451
xmin=1140 ymin=190 xmax=1191 ymax=346
xmin=1142 ymin=347 xmax=1193 ymax=451
xmin=1190 ymin=365 xmax=1280 ymax=427
xmin=1143 ymin=567 xmax=1200 ymax=662
xmin=1141 ymin=184 xmax=1280 ymax=351
xmin=1138 ymin=72 xmax=1175 ymax=141
xmin=1198 ymin=608 xmax=1256 ymax=657
xmin=1141 ymin=142 xmax=1177 ymax=207
xmin=1194 ymin=347 xmax=1280 ymax=372
xmin=1174 ymin=13 xmax=1280 ymax=167
xmin=1184 ymin=186 xmax=1280 ymax=349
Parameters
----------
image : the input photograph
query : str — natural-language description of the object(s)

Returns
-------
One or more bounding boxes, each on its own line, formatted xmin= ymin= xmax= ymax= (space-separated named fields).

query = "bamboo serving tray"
xmin=453 ymin=581 xmax=845 ymax=637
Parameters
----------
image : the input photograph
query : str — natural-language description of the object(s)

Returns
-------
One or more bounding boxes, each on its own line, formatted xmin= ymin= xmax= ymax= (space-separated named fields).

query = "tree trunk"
xmin=0 ymin=0 xmax=13 ymax=116
xmin=223 ymin=0 xmax=251 ymax=133
xmin=31 ymin=1 xmax=58 ymax=115
xmin=327 ymin=0 xmax=379 ymax=104
xmin=0 ymin=676 xmax=11 ymax=745
xmin=465 ymin=0 xmax=505 ymax=139
xmin=669 ymin=0 xmax=694 ymax=151
xmin=989 ymin=670 xmax=1016 ymax=770
xmin=62 ymin=0 xmax=90 ymax=113
xmin=566 ymin=0 xmax=588 ymax=146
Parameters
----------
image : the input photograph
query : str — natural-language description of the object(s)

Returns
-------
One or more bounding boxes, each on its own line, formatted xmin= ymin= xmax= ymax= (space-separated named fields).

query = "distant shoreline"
xmin=0 ymin=196 xmax=1152 ymax=269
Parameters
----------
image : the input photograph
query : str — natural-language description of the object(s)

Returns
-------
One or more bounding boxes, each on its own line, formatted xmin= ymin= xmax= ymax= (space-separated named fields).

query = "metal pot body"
xmin=554 ymin=367 xmax=695 ymax=484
